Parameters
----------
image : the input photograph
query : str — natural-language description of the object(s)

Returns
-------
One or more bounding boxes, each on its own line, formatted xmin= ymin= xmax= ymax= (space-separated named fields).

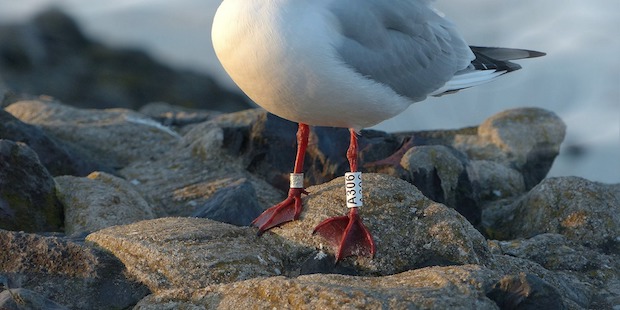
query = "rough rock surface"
xmin=269 ymin=173 xmax=491 ymax=275
xmin=5 ymin=98 xmax=181 ymax=167
xmin=0 ymin=109 xmax=106 ymax=176
xmin=55 ymin=171 xmax=156 ymax=235
xmin=2 ymin=97 xmax=618 ymax=309
xmin=134 ymin=265 xmax=499 ymax=309
xmin=86 ymin=217 xmax=299 ymax=292
xmin=486 ymin=176 xmax=620 ymax=252
xmin=453 ymin=107 xmax=566 ymax=189
xmin=0 ymin=229 xmax=149 ymax=309
xmin=0 ymin=140 xmax=63 ymax=232
xmin=191 ymin=178 xmax=263 ymax=226
xmin=0 ymin=288 xmax=68 ymax=310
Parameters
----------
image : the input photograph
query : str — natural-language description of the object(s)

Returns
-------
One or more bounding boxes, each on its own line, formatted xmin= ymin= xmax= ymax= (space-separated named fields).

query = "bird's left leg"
xmin=313 ymin=129 xmax=375 ymax=262
xmin=252 ymin=123 xmax=309 ymax=234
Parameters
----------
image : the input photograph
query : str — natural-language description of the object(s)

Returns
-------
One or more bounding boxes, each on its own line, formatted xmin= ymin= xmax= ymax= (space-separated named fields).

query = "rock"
xmin=488 ymin=234 xmax=620 ymax=308
xmin=468 ymin=160 xmax=525 ymax=201
xmin=399 ymin=145 xmax=480 ymax=225
xmin=215 ymin=110 xmax=399 ymax=191
xmin=85 ymin=217 xmax=300 ymax=292
xmin=0 ymin=140 xmax=63 ymax=232
xmin=0 ymin=9 xmax=249 ymax=111
xmin=0 ymin=109 xmax=108 ymax=176
xmin=270 ymin=173 xmax=491 ymax=275
xmin=486 ymin=273 xmax=566 ymax=310
xmin=192 ymin=178 xmax=263 ymax=226
xmin=55 ymin=171 xmax=156 ymax=235
xmin=0 ymin=288 xmax=69 ymax=310
xmin=134 ymin=265 xmax=499 ymax=309
xmin=486 ymin=176 xmax=620 ymax=252
xmin=138 ymin=102 xmax=222 ymax=127
xmin=5 ymin=99 xmax=180 ymax=167
xmin=0 ymin=229 xmax=149 ymax=309
xmin=454 ymin=108 xmax=566 ymax=189
xmin=488 ymin=254 xmax=591 ymax=309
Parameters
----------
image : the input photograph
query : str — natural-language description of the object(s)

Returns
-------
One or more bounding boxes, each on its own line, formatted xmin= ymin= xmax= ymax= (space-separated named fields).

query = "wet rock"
xmin=0 ymin=288 xmax=69 ymax=310
xmin=454 ymin=108 xmax=565 ymax=189
xmin=134 ymin=265 xmax=499 ymax=309
xmin=192 ymin=178 xmax=263 ymax=226
xmin=0 ymin=140 xmax=63 ymax=232
xmin=5 ymin=99 xmax=180 ymax=167
xmin=270 ymin=173 xmax=491 ymax=275
xmin=86 ymin=217 xmax=300 ymax=292
xmin=0 ymin=109 xmax=105 ymax=176
xmin=486 ymin=273 xmax=566 ymax=310
xmin=0 ymin=229 xmax=149 ymax=309
xmin=0 ymin=9 xmax=249 ymax=111
xmin=486 ymin=177 xmax=620 ymax=252
xmin=55 ymin=171 xmax=156 ymax=235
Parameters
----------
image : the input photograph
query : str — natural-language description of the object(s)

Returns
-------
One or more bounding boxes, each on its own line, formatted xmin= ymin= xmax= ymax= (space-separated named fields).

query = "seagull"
xmin=212 ymin=0 xmax=544 ymax=262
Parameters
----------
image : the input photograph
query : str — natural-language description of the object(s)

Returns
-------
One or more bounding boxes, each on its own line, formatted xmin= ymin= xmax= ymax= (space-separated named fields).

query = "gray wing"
xmin=329 ymin=0 xmax=474 ymax=102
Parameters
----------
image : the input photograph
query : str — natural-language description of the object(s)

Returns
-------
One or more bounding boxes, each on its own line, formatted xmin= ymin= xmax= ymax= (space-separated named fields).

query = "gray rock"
xmin=468 ymin=160 xmax=525 ymax=200
xmin=0 ymin=288 xmax=69 ymax=310
xmin=5 ymin=99 xmax=180 ymax=167
xmin=55 ymin=171 xmax=156 ymax=235
xmin=400 ymin=145 xmax=480 ymax=225
xmin=487 ymin=176 xmax=620 ymax=252
xmin=0 ymin=229 xmax=149 ymax=309
xmin=139 ymin=102 xmax=221 ymax=127
xmin=214 ymin=110 xmax=400 ymax=191
xmin=118 ymin=115 xmax=282 ymax=218
xmin=486 ymin=273 xmax=566 ymax=310
xmin=489 ymin=234 xmax=620 ymax=309
xmin=454 ymin=108 xmax=566 ymax=189
xmin=86 ymin=217 xmax=300 ymax=291
xmin=192 ymin=178 xmax=263 ymax=226
xmin=270 ymin=173 xmax=491 ymax=275
xmin=0 ymin=109 xmax=107 ymax=176
xmin=134 ymin=265 xmax=499 ymax=309
xmin=488 ymin=254 xmax=591 ymax=309
xmin=0 ymin=140 xmax=63 ymax=232
xmin=0 ymin=9 xmax=249 ymax=111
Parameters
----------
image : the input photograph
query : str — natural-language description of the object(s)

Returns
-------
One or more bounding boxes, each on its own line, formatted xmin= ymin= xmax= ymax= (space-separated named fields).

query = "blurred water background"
xmin=0 ymin=0 xmax=618 ymax=183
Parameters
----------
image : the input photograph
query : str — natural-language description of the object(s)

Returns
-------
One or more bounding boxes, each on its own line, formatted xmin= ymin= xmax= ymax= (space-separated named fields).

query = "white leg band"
xmin=345 ymin=172 xmax=363 ymax=208
xmin=290 ymin=173 xmax=304 ymax=189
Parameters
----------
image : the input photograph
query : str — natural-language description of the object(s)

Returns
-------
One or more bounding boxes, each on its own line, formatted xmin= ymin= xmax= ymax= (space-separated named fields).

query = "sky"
xmin=0 ymin=0 xmax=618 ymax=183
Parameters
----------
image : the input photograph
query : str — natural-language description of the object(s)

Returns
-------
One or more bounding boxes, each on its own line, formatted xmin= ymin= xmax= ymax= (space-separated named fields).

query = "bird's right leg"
xmin=252 ymin=123 xmax=309 ymax=234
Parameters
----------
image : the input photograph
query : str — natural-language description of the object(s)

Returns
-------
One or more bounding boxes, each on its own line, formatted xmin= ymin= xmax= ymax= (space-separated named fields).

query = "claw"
xmin=252 ymin=188 xmax=307 ymax=234
xmin=313 ymin=208 xmax=375 ymax=262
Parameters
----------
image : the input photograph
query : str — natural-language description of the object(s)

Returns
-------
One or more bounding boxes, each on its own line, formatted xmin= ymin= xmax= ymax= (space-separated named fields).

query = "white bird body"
xmin=212 ymin=0 xmax=478 ymax=130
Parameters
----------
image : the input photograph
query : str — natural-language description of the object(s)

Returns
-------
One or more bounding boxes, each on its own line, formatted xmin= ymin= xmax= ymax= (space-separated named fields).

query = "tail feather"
xmin=430 ymin=46 xmax=545 ymax=96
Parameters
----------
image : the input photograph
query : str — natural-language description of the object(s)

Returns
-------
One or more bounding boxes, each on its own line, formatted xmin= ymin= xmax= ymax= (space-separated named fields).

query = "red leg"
xmin=252 ymin=123 xmax=309 ymax=234
xmin=313 ymin=129 xmax=376 ymax=261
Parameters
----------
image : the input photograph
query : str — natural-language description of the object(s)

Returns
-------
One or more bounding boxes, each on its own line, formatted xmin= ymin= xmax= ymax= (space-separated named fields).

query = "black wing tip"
xmin=527 ymin=50 xmax=547 ymax=58
xmin=470 ymin=46 xmax=546 ymax=60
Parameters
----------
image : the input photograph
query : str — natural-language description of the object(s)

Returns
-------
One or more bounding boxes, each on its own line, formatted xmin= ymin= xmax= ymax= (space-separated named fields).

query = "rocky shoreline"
xmin=1 ymin=98 xmax=619 ymax=309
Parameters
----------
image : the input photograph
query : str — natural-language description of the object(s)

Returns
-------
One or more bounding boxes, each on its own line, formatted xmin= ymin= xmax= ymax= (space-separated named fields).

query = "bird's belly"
xmin=213 ymin=0 xmax=413 ymax=129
